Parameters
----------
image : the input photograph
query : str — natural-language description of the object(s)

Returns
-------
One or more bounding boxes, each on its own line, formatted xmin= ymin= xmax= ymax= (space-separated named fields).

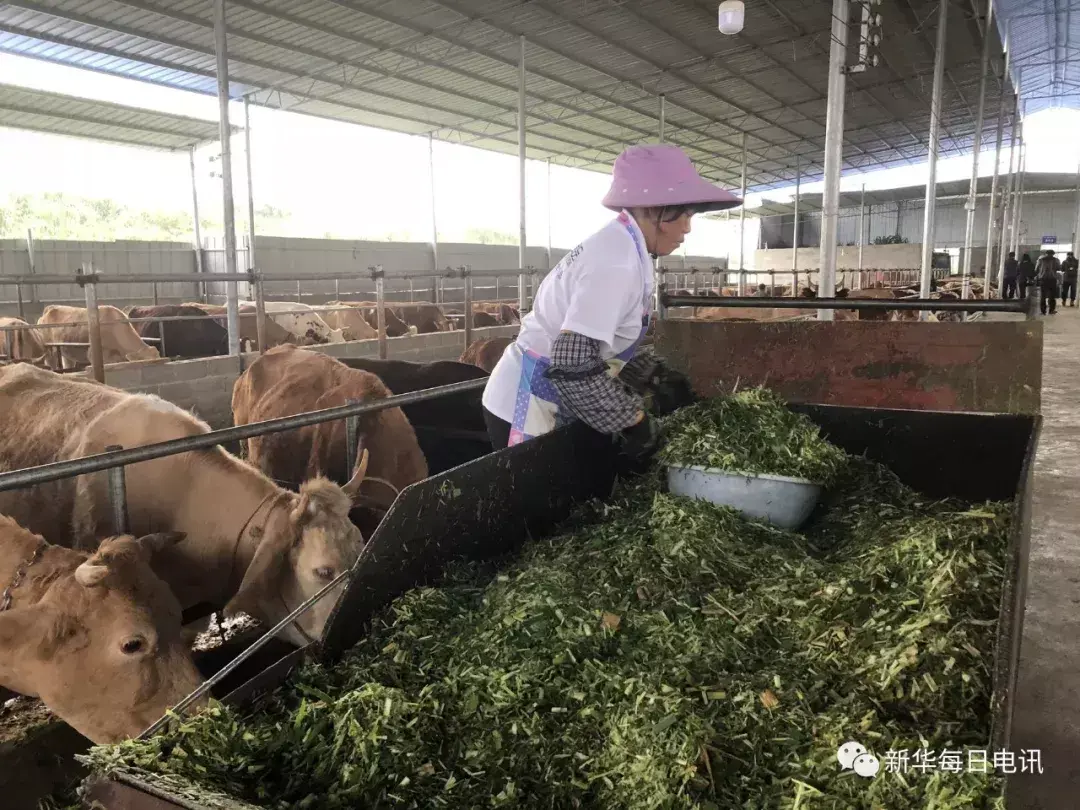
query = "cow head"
xmin=126 ymin=345 xmax=161 ymax=362
xmin=223 ymin=471 xmax=367 ymax=647
xmin=328 ymin=329 xmax=346 ymax=344
xmin=0 ymin=531 xmax=205 ymax=743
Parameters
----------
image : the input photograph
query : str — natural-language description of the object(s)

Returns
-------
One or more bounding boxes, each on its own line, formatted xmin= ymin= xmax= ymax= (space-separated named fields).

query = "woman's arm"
xmin=544 ymin=330 xmax=643 ymax=434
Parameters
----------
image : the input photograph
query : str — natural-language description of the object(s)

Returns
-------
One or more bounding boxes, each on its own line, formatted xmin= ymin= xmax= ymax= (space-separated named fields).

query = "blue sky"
xmin=1 ymin=51 xmax=1078 ymax=257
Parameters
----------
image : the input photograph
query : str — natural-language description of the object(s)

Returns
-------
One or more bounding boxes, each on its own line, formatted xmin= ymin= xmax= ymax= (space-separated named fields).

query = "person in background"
xmin=754 ymin=283 xmax=769 ymax=297
xmin=481 ymin=143 xmax=742 ymax=458
xmin=1061 ymin=251 xmax=1079 ymax=307
xmin=1002 ymin=252 xmax=1019 ymax=299
xmin=1036 ymin=249 xmax=1061 ymax=315
xmin=1018 ymin=252 xmax=1036 ymax=299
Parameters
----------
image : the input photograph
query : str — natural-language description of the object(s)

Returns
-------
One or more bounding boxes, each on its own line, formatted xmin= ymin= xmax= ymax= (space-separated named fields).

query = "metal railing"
xmin=0 ymin=374 xmax=490 ymax=740
xmin=0 ymin=263 xmax=527 ymax=380
xmin=658 ymin=267 xmax=952 ymax=296
xmin=659 ymin=291 xmax=1036 ymax=319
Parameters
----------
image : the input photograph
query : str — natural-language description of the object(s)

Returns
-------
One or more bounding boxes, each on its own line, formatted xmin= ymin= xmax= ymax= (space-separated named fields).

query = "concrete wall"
xmin=0 ymin=239 xmax=199 ymax=319
xmin=92 ymin=325 xmax=517 ymax=429
xmin=1 ymin=235 xmax=728 ymax=318
xmin=754 ymin=243 xmax=923 ymax=272
xmin=759 ymin=192 xmax=1080 ymax=252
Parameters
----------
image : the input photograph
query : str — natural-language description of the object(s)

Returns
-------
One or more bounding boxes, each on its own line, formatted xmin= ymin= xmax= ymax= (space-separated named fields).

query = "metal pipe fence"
xmin=660 ymin=292 xmax=1035 ymax=317
xmin=0 ymin=263 xmax=526 ymax=379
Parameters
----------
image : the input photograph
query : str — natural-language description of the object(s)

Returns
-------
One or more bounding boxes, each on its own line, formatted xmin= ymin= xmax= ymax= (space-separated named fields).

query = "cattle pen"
xmin=4 ymin=0 xmax=1080 ymax=806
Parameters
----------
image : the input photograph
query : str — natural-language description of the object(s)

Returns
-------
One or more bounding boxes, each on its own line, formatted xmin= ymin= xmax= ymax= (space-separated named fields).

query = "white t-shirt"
xmin=482 ymin=211 xmax=654 ymax=423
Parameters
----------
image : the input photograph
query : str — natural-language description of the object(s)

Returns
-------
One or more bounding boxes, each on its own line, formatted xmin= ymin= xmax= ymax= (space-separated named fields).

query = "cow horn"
xmin=137 ymin=532 xmax=187 ymax=554
xmin=75 ymin=562 xmax=110 ymax=587
xmin=343 ymin=448 xmax=370 ymax=500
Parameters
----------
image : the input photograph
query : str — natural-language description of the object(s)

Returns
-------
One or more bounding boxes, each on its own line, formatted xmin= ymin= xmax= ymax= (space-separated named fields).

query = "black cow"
xmin=339 ymin=358 xmax=490 ymax=472
xmin=125 ymin=305 xmax=227 ymax=359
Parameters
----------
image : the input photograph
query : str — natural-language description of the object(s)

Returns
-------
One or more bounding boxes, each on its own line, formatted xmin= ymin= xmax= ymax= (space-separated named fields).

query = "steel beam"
xmin=919 ymin=0 xmax=949 ymax=314
xmin=792 ymin=155 xmax=800 ymax=297
xmin=188 ymin=146 xmax=206 ymax=301
xmin=213 ymin=0 xmax=241 ymax=356
xmin=738 ymin=132 xmax=747 ymax=295
xmin=817 ymin=0 xmax=850 ymax=321
xmin=962 ymin=0 xmax=994 ymax=301
xmin=518 ymin=35 xmax=527 ymax=314
xmin=428 ymin=133 xmax=440 ymax=302
xmin=985 ymin=62 xmax=1008 ymax=294
xmin=243 ymin=95 xmax=257 ymax=299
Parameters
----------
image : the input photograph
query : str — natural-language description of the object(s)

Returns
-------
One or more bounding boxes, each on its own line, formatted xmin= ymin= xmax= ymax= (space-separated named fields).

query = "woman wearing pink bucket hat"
xmin=481 ymin=144 xmax=741 ymax=458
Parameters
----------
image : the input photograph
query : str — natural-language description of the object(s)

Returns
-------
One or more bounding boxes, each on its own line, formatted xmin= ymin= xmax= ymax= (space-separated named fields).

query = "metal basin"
xmin=665 ymin=464 xmax=823 ymax=530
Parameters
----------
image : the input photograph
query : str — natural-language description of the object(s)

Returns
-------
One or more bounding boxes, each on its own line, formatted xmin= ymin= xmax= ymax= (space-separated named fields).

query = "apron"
xmin=508 ymin=212 xmax=651 ymax=447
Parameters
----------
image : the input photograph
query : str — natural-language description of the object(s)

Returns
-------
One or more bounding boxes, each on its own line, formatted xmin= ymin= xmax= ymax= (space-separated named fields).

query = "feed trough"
xmin=73 ymin=403 xmax=1037 ymax=809
xmin=665 ymin=464 xmax=822 ymax=529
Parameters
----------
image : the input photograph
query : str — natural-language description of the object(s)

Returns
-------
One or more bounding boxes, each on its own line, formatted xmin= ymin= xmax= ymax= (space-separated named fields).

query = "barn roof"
xmin=0 ymin=81 xmax=231 ymax=150
xmin=0 ymin=0 xmax=1024 ymax=193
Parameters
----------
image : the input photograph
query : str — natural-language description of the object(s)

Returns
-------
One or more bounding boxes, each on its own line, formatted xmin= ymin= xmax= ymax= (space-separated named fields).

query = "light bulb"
xmin=718 ymin=0 xmax=745 ymax=35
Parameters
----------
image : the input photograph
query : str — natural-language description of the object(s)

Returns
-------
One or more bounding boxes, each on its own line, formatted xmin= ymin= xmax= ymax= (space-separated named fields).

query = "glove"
xmin=615 ymin=411 xmax=663 ymax=464
xmin=619 ymin=349 xmax=698 ymax=417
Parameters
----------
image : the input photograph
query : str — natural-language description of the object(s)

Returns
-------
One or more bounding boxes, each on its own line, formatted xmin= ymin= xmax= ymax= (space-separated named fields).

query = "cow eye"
xmin=314 ymin=566 xmax=335 ymax=582
xmin=120 ymin=637 xmax=145 ymax=655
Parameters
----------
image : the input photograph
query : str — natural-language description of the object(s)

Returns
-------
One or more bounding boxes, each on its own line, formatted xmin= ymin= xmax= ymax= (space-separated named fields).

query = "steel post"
xmin=428 ymin=133 xmax=440 ymax=303
xmin=857 ymin=183 xmax=866 ymax=290
xmin=82 ymin=267 xmax=105 ymax=383
xmin=792 ymin=156 xmax=800 ymax=296
xmin=14 ymin=281 xmax=24 ymax=320
xmin=1013 ymin=140 xmax=1027 ymax=255
xmin=345 ymin=403 xmax=359 ymax=478
xmin=998 ymin=98 xmax=1019 ymax=273
xmin=737 ymin=132 xmax=747 ymax=296
xmin=243 ymin=96 xmax=257 ymax=301
xmin=546 ymin=157 xmax=553 ymax=269
xmin=213 ymin=0 xmax=241 ymax=355
xmin=1072 ymin=162 xmax=1080 ymax=250
xmin=188 ymin=148 xmax=207 ymax=302
xmin=985 ymin=65 xmax=1008 ymax=294
xmin=658 ymin=93 xmax=666 ymax=142
xmin=517 ymin=35 xmax=527 ymax=314
xmin=254 ymin=271 xmax=267 ymax=354
xmin=26 ymin=228 xmax=35 ymax=277
xmin=373 ymin=266 xmax=387 ymax=360
xmin=919 ymin=0 xmax=949 ymax=314
xmin=962 ymin=0 xmax=993 ymax=303
xmin=462 ymin=266 xmax=473 ymax=352
xmin=818 ymin=0 xmax=850 ymax=320
xmin=105 ymin=445 xmax=129 ymax=535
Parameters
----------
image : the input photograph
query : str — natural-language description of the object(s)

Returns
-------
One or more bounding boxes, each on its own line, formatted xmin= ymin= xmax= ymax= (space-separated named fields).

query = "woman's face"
xmin=654 ymin=211 xmax=692 ymax=256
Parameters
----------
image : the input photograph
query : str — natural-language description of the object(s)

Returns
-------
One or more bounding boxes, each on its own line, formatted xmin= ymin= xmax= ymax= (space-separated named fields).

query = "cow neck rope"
xmin=228 ymin=490 xmax=286 ymax=595
xmin=231 ymin=490 xmax=319 ymax=647
xmin=0 ymin=538 xmax=47 ymax=612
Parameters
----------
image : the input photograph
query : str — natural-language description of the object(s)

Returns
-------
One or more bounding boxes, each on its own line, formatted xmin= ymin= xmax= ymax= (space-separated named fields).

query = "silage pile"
xmin=84 ymin=390 xmax=1010 ymax=809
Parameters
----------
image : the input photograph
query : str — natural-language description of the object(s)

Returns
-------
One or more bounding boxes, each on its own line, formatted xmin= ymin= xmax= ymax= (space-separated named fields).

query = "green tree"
xmin=463 ymin=226 xmax=517 ymax=245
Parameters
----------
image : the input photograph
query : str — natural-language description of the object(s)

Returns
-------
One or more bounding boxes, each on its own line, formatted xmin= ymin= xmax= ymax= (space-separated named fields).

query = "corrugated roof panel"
xmin=0 ymin=81 xmax=226 ymax=149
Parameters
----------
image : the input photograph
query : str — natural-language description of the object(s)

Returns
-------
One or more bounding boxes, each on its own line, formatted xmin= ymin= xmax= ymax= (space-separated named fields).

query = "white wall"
xmin=762 ymin=191 xmax=1080 ymax=250
xmin=0 ymin=238 xmax=198 ymax=317
xmin=1 ymin=235 xmax=730 ymax=317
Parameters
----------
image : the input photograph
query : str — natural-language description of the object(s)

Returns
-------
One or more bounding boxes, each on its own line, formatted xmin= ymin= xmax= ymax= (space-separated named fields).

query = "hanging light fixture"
xmin=718 ymin=0 xmax=745 ymax=35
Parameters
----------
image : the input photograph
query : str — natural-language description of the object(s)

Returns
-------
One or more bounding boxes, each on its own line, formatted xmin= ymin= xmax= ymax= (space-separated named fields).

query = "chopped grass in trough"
xmin=84 ymin=391 xmax=1010 ymax=809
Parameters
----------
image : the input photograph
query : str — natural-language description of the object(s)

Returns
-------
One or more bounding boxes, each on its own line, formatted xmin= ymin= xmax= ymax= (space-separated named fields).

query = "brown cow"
xmin=0 ymin=363 xmax=366 ymax=647
xmin=37 ymin=305 xmax=160 ymax=370
xmin=394 ymin=303 xmax=452 ymax=334
xmin=185 ymin=303 xmax=295 ymax=351
xmin=0 ymin=316 xmax=45 ymax=364
xmin=460 ymin=337 xmax=513 ymax=373
xmin=472 ymin=311 xmax=500 ymax=327
xmin=473 ymin=302 xmax=520 ymax=325
xmin=345 ymin=302 xmax=413 ymax=337
xmin=232 ymin=345 xmax=428 ymax=535
xmin=0 ymin=516 xmax=204 ymax=743
xmin=317 ymin=304 xmax=379 ymax=341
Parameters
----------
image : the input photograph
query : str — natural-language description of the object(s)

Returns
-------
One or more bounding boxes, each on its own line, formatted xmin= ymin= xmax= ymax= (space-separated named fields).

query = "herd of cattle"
xmin=0 ymin=339 xmax=518 ymax=744
xmin=0 ymin=278 xmax=993 ymax=748
xmin=0 ymin=299 xmax=521 ymax=370
xmin=671 ymin=278 xmax=988 ymax=322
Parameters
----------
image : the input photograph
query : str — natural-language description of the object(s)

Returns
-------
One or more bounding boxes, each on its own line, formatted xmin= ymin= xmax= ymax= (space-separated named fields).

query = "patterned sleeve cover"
xmin=544 ymin=330 xmax=643 ymax=435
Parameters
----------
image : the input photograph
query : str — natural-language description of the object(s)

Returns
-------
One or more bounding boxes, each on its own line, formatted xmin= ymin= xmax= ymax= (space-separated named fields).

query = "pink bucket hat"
xmin=601 ymin=144 xmax=742 ymax=212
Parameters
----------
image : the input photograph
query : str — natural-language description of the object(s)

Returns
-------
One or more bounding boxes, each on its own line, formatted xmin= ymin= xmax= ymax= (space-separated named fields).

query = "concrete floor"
xmin=1008 ymin=304 xmax=1080 ymax=808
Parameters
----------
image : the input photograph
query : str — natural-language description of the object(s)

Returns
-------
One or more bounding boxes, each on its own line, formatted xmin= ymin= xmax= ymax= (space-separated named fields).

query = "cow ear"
xmin=136 ymin=532 xmax=186 ymax=556
xmin=222 ymin=524 xmax=292 ymax=620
